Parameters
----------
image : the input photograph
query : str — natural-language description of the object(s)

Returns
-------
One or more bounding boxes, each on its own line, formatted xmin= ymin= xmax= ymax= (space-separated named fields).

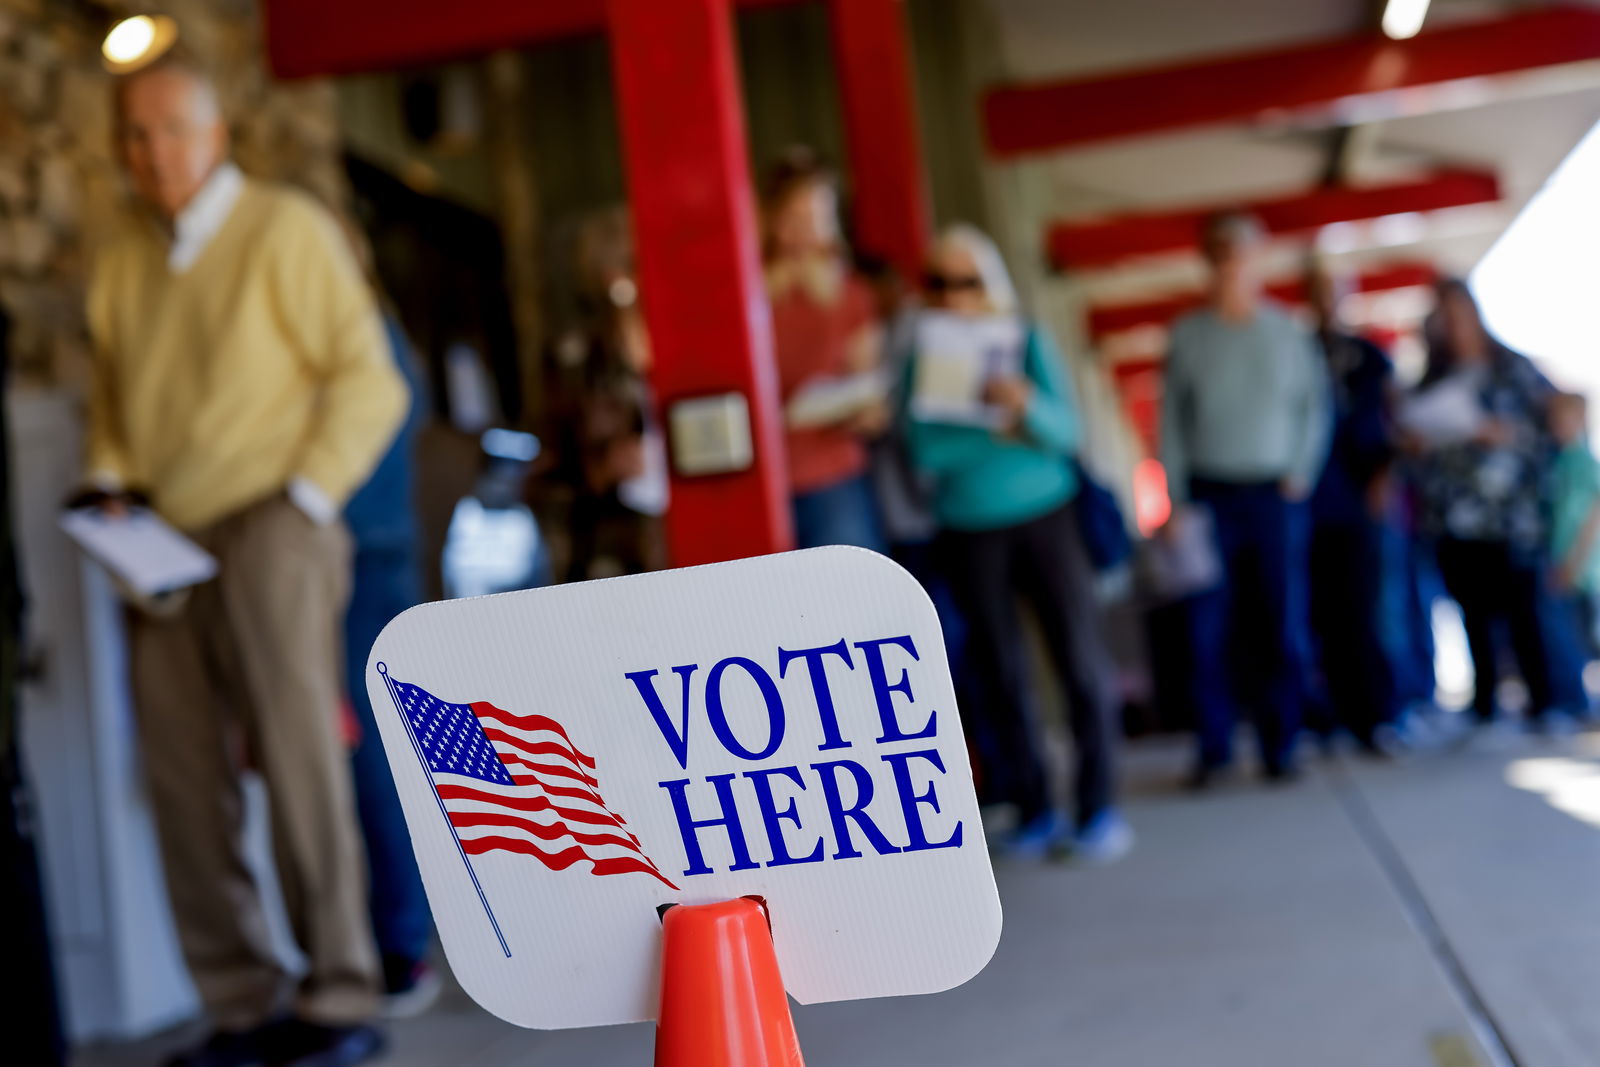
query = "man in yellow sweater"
xmin=84 ymin=54 xmax=405 ymax=1067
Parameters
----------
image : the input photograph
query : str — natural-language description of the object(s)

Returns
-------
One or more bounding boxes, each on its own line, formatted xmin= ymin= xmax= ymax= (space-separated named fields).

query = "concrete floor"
xmin=79 ymin=728 xmax=1600 ymax=1067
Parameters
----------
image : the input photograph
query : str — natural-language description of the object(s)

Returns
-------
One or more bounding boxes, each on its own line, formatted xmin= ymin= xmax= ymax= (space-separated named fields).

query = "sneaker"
xmin=263 ymin=1019 xmax=386 ymax=1067
xmin=997 ymin=810 xmax=1068 ymax=860
xmin=1063 ymin=809 xmax=1134 ymax=867
xmin=164 ymin=1028 xmax=273 ymax=1067
xmin=382 ymin=958 xmax=443 ymax=1019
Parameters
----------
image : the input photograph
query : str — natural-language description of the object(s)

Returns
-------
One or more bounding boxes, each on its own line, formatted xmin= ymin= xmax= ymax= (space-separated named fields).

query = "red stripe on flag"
xmin=506 ymin=771 xmax=607 ymax=806
xmin=482 ymin=729 xmax=602 ymax=787
xmin=505 ymin=772 xmax=648 ymax=850
xmin=471 ymin=703 xmax=599 ymax=768
xmin=436 ymin=784 xmax=628 ymax=832
xmin=460 ymin=835 xmax=680 ymax=890
xmin=448 ymin=811 xmax=641 ymax=854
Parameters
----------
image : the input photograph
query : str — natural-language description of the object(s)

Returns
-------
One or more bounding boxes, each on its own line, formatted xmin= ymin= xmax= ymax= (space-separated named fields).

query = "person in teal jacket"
xmin=906 ymin=224 xmax=1130 ymax=865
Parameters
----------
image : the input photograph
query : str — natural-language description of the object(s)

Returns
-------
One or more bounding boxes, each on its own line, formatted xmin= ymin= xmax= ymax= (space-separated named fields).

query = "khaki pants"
xmin=130 ymin=494 xmax=379 ymax=1028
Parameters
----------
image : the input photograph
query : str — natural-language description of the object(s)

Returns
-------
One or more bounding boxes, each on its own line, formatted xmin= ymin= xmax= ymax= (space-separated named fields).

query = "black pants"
xmin=942 ymin=502 xmax=1116 ymax=828
xmin=1310 ymin=520 xmax=1396 ymax=744
xmin=1435 ymin=538 xmax=1551 ymax=721
xmin=2 ymin=748 xmax=66 ymax=1066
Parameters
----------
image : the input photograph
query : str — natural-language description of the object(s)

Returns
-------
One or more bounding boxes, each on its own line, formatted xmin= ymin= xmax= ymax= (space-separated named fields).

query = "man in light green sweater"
xmin=84 ymin=54 xmax=403 ymax=1067
xmin=1160 ymin=212 xmax=1330 ymax=786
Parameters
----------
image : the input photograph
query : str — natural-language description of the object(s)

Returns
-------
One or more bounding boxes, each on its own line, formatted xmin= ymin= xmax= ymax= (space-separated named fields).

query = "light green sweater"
xmin=1160 ymin=305 xmax=1331 ymax=501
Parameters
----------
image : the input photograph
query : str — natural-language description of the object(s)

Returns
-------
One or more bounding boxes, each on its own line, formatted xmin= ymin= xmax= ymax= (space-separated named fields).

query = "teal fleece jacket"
xmin=906 ymin=322 xmax=1080 ymax=532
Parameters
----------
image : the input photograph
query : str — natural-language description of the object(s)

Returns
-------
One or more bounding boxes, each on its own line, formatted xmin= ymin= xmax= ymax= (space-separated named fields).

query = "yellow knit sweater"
xmin=86 ymin=179 xmax=407 ymax=531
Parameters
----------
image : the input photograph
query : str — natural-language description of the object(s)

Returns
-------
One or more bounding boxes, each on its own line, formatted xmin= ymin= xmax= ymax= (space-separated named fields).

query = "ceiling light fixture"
xmin=102 ymin=14 xmax=180 ymax=74
xmin=1381 ymin=0 xmax=1431 ymax=41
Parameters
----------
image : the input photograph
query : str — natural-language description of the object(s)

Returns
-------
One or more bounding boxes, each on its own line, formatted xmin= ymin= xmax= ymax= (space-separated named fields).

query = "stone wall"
xmin=0 ymin=0 xmax=345 ymax=387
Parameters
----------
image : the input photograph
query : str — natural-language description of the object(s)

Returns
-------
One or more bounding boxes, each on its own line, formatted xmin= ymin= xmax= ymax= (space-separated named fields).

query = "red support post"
xmin=828 ymin=0 xmax=932 ymax=284
xmin=609 ymin=0 xmax=793 ymax=566
xmin=983 ymin=4 xmax=1600 ymax=158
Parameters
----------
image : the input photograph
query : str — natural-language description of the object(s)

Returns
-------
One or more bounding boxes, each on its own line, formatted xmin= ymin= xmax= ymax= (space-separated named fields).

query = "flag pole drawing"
xmin=379 ymin=663 xmax=513 ymax=958
xmin=377 ymin=663 xmax=678 ymax=958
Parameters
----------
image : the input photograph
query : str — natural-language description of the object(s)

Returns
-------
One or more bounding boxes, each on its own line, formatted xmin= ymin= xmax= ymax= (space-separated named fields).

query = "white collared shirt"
xmin=167 ymin=161 xmax=244 ymax=273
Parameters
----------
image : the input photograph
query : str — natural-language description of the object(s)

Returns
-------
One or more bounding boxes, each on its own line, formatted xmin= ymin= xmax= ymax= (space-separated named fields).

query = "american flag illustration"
xmin=378 ymin=664 xmax=678 ymax=948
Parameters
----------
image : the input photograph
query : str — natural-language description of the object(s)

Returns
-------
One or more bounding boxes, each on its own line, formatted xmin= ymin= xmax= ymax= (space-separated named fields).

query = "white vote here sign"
xmin=366 ymin=547 xmax=1001 ymax=1029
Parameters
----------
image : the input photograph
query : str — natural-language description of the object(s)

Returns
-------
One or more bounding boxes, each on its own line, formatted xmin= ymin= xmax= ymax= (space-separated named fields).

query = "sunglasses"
xmin=924 ymin=272 xmax=984 ymax=294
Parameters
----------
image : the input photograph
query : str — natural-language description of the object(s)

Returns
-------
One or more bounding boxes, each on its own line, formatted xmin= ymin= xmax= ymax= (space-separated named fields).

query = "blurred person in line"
xmin=906 ymin=224 xmax=1131 ymax=864
xmin=1304 ymin=263 xmax=1402 ymax=754
xmin=1 ymin=308 xmax=68 ymax=1067
xmin=537 ymin=208 xmax=666 ymax=580
xmin=1160 ymin=212 xmax=1330 ymax=786
xmin=83 ymin=55 xmax=405 ymax=1067
xmin=1544 ymin=392 xmax=1600 ymax=712
xmin=1406 ymin=279 xmax=1565 ymax=736
xmin=762 ymin=148 xmax=888 ymax=551
xmin=336 ymin=222 xmax=438 ymax=1016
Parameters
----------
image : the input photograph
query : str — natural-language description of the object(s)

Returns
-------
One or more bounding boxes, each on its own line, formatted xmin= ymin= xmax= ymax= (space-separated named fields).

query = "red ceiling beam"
xmin=264 ymin=0 xmax=806 ymax=79
xmin=1088 ymin=261 xmax=1437 ymax=341
xmin=1050 ymin=169 xmax=1500 ymax=271
xmin=984 ymin=4 xmax=1600 ymax=158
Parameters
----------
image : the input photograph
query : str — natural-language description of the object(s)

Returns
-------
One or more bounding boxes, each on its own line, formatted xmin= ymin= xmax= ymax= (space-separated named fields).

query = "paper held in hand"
xmin=367 ymin=548 xmax=1002 ymax=1030
xmin=1397 ymin=375 xmax=1486 ymax=446
xmin=910 ymin=311 xmax=1024 ymax=428
xmin=784 ymin=369 xmax=887 ymax=429
xmin=59 ymin=506 xmax=218 ymax=597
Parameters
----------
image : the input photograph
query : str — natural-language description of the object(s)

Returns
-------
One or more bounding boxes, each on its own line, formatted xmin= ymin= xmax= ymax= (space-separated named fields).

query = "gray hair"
xmin=113 ymin=50 xmax=223 ymax=127
xmin=934 ymin=223 xmax=1020 ymax=315
xmin=1201 ymin=211 xmax=1265 ymax=257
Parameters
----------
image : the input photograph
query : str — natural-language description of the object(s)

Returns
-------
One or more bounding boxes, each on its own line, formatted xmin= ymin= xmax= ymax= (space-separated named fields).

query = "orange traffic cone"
xmin=655 ymin=897 xmax=805 ymax=1067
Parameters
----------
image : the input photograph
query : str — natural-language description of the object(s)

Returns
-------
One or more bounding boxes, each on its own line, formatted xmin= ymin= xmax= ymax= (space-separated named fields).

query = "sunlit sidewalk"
xmin=77 ymin=730 xmax=1600 ymax=1067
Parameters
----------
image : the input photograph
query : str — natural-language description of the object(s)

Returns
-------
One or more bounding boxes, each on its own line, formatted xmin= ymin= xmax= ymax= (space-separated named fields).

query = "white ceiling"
xmin=980 ymin=0 xmax=1600 ymax=297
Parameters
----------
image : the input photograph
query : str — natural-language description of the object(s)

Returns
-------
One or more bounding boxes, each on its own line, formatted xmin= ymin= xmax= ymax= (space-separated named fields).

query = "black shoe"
xmin=263 ymin=1019 xmax=386 ymax=1067
xmin=1185 ymin=762 xmax=1231 ymax=791
xmin=163 ymin=1028 xmax=273 ymax=1067
xmin=1262 ymin=761 xmax=1302 ymax=785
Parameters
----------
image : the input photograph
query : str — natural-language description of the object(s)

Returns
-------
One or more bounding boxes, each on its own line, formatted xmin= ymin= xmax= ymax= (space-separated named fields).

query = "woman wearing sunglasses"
xmin=905 ymin=225 xmax=1130 ymax=864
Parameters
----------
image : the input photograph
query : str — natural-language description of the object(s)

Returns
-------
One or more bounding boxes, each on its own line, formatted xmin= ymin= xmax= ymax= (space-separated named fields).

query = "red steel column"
xmin=828 ymin=0 xmax=931 ymax=283
xmin=608 ymin=0 xmax=793 ymax=565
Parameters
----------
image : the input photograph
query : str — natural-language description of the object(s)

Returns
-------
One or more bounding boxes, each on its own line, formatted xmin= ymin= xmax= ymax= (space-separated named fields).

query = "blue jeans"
xmin=1188 ymin=479 xmax=1311 ymax=772
xmin=792 ymin=474 xmax=886 ymax=553
xmin=1542 ymin=589 xmax=1592 ymax=715
xmin=1381 ymin=527 xmax=1439 ymax=709
xmin=345 ymin=544 xmax=434 ymax=967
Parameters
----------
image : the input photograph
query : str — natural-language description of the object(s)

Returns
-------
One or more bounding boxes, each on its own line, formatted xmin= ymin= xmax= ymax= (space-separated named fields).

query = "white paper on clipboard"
xmin=910 ymin=311 xmax=1024 ymax=428
xmin=60 ymin=507 xmax=218 ymax=597
xmin=785 ymin=370 xmax=888 ymax=429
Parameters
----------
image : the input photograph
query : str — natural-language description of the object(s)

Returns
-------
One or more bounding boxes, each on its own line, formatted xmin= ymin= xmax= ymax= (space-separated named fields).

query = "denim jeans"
xmin=345 ymin=544 xmax=434 ymax=967
xmin=1188 ymin=479 xmax=1311 ymax=772
xmin=791 ymin=473 xmax=887 ymax=553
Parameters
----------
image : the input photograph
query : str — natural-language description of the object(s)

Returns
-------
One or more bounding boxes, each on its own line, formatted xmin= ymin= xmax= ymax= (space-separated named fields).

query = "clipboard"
xmin=910 ymin=311 xmax=1025 ymax=428
xmin=60 ymin=506 xmax=218 ymax=598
